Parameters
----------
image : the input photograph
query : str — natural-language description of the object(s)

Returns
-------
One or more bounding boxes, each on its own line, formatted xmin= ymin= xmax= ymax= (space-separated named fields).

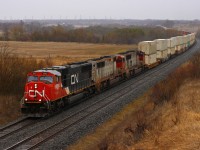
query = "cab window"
xmin=40 ymin=76 xmax=53 ymax=84
xmin=27 ymin=76 xmax=38 ymax=82
xmin=55 ymin=76 xmax=59 ymax=83
xmin=116 ymin=57 xmax=122 ymax=63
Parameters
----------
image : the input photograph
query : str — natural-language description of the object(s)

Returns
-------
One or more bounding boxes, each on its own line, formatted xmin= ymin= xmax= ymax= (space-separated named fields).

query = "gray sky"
xmin=0 ymin=0 xmax=199 ymax=20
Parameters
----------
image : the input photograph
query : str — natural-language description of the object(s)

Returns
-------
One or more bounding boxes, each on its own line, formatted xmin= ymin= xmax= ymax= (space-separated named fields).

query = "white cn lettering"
xmin=71 ymin=74 xmax=79 ymax=85
xmin=29 ymin=90 xmax=44 ymax=98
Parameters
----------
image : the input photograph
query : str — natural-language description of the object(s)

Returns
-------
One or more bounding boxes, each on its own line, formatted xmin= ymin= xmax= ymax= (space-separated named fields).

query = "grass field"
xmin=0 ymin=41 xmax=137 ymax=65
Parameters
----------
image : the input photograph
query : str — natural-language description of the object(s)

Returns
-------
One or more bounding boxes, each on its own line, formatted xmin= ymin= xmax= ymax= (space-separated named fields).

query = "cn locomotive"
xmin=21 ymin=32 xmax=196 ymax=117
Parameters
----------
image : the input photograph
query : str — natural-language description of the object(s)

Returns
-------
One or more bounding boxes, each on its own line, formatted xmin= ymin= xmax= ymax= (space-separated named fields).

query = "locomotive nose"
xmin=25 ymin=82 xmax=45 ymax=102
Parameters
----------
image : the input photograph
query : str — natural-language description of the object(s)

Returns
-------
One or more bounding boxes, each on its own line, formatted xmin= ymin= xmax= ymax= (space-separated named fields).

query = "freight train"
xmin=21 ymin=32 xmax=196 ymax=117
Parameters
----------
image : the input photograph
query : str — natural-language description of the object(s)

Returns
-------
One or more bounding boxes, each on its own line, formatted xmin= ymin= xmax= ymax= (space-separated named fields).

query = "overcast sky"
xmin=0 ymin=0 xmax=199 ymax=20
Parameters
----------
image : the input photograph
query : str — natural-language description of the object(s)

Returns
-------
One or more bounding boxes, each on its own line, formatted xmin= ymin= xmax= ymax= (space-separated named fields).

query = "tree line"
xmin=0 ymin=21 xmax=183 ymax=44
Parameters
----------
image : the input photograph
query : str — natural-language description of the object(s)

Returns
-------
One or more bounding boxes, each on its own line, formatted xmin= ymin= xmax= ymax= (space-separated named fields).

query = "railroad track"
xmin=0 ymin=117 xmax=28 ymax=132
xmin=4 ymin=41 xmax=199 ymax=150
xmin=0 ymin=117 xmax=39 ymax=140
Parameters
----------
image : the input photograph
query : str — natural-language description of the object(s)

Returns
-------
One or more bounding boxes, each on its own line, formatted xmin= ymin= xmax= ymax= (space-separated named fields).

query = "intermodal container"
xmin=138 ymin=41 xmax=156 ymax=55
xmin=167 ymin=38 xmax=176 ymax=55
xmin=154 ymin=39 xmax=168 ymax=51
xmin=144 ymin=53 xmax=157 ymax=65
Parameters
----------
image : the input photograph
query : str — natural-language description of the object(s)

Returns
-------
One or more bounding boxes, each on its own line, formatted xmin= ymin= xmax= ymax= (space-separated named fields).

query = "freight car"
xmin=20 ymin=32 xmax=196 ymax=117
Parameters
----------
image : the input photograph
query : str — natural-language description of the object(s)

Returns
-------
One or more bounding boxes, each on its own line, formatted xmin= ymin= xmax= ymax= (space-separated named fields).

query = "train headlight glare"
xmin=35 ymin=84 xmax=37 ymax=89
xmin=25 ymin=98 xmax=28 ymax=101
xmin=39 ymin=99 xmax=42 ymax=102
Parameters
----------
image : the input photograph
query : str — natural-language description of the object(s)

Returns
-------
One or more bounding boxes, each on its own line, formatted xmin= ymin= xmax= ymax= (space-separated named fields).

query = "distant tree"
xmin=2 ymin=26 xmax=9 ymax=41
xmin=50 ymin=25 xmax=66 ymax=41
xmin=9 ymin=25 xmax=25 ymax=41
xmin=163 ymin=20 xmax=175 ymax=28
xmin=0 ymin=22 xmax=182 ymax=44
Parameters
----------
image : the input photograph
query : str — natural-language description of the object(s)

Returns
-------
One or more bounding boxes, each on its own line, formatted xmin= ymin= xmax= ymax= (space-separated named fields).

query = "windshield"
xmin=27 ymin=76 xmax=38 ymax=82
xmin=40 ymin=76 xmax=53 ymax=84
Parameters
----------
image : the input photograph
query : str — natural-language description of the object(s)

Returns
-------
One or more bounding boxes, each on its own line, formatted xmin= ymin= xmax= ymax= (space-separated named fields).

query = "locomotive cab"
xmin=116 ymin=55 xmax=125 ymax=69
xmin=21 ymin=70 xmax=67 ymax=116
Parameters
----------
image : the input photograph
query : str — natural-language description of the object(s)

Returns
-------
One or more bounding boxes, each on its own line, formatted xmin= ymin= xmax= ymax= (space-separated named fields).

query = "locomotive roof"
xmin=34 ymin=70 xmax=61 ymax=76
xmin=100 ymin=55 xmax=111 ymax=58
xmin=52 ymin=66 xmax=67 ymax=69
xmin=89 ymin=55 xmax=112 ymax=62
xmin=69 ymin=61 xmax=91 ymax=68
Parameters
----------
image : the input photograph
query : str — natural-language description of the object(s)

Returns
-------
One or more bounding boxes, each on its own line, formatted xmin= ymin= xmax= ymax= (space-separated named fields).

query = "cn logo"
xmin=71 ymin=74 xmax=79 ymax=85
xmin=29 ymin=90 xmax=44 ymax=98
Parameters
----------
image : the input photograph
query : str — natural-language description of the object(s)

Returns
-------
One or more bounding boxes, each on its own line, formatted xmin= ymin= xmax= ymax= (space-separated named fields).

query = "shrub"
xmin=0 ymin=42 xmax=52 ymax=95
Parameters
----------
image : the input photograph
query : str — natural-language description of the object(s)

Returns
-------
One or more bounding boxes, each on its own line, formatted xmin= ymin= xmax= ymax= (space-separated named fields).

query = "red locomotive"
xmin=22 ymin=70 xmax=69 ymax=116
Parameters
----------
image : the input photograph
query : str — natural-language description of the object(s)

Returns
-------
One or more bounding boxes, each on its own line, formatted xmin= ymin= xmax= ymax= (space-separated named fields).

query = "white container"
xmin=189 ymin=34 xmax=192 ymax=42
xmin=167 ymin=38 xmax=176 ymax=55
xmin=183 ymin=35 xmax=187 ymax=44
xmin=191 ymin=33 xmax=195 ymax=40
xmin=157 ymin=49 xmax=168 ymax=60
xmin=145 ymin=53 xmax=157 ymax=65
xmin=154 ymin=39 xmax=168 ymax=51
xmin=169 ymin=47 xmax=175 ymax=55
xmin=185 ymin=34 xmax=190 ymax=46
xmin=190 ymin=33 xmax=196 ymax=45
xmin=138 ymin=41 xmax=156 ymax=55
xmin=184 ymin=35 xmax=190 ymax=49
xmin=176 ymin=36 xmax=184 ymax=51
xmin=170 ymin=37 xmax=176 ymax=47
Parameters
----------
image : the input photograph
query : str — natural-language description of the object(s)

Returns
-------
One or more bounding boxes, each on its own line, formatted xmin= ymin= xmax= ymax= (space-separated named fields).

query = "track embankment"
xmin=131 ymin=80 xmax=200 ymax=150
xmin=95 ymin=79 xmax=200 ymax=150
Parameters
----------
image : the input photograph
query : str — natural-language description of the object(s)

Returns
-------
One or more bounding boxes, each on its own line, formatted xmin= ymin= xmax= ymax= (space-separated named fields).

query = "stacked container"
xmin=176 ymin=36 xmax=184 ymax=52
xmin=183 ymin=35 xmax=188 ymax=50
xmin=154 ymin=39 xmax=168 ymax=61
xmin=167 ymin=37 xmax=176 ymax=56
xmin=183 ymin=35 xmax=190 ymax=50
xmin=190 ymin=33 xmax=196 ymax=45
xmin=138 ymin=41 xmax=157 ymax=66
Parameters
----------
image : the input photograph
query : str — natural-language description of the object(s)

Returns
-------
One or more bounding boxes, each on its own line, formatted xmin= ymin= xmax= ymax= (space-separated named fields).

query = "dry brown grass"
xmin=0 ymin=41 xmax=137 ymax=65
xmin=133 ymin=80 xmax=200 ymax=150
xmin=0 ymin=42 xmax=53 ymax=125
xmin=0 ymin=95 xmax=21 ymax=125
